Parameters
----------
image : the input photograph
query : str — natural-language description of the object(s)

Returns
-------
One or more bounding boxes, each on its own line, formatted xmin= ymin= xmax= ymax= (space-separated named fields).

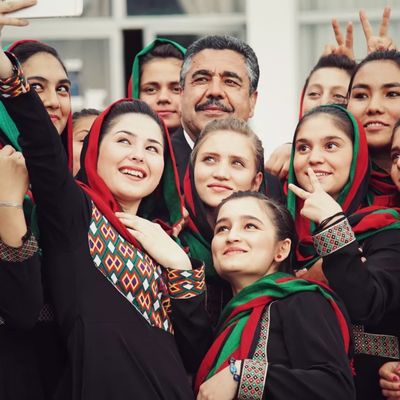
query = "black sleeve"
xmin=0 ymin=253 xmax=43 ymax=330
xmin=262 ymin=292 xmax=355 ymax=399
xmin=1 ymin=90 xmax=90 ymax=248
xmin=167 ymin=261 xmax=214 ymax=373
xmin=322 ymin=230 xmax=400 ymax=325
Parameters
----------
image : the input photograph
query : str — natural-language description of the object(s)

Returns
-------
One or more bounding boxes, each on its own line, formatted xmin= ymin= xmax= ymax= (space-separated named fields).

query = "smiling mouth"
xmin=119 ymin=168 xmax=146 ymax=179
xmin=208 ymin=184 xmax=233 ymax=192
xmin=364 ymin=121 xmax=389 ymax=129
xmin=223 ymin=248 xmax=247 ymax=255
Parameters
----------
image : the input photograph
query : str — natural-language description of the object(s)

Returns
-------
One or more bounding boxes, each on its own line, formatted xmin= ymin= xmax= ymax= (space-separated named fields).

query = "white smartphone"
xmin=4 ymin=0 xmax=83 ymax=18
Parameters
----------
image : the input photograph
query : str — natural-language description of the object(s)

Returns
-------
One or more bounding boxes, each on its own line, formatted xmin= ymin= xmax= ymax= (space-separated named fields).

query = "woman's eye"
xmin=215 ymin=225 xmax=228 ymax=234
xmin=244 ymin=223 xmax=257 ymax=230
xmin=387 ymin=91 xmax=400 ymax=98
xmin=351 ymin=91 xmax=368 ymax=100
xmin=146 ymin=145 xmax=159 ymax=153
xmin=307 ymin=92 xmax=320 ymax=98
xmin=143 ymin=87 xmax=156 ymax=94
xmin=232 ymin=159 xmax=244 ymax=167
xmin=117 ymin=138 xmax=130 ymax=145
xmin=326 ymin=142 xmax=339 ymax=150
xmin=30 ymin=82 xmax=43 ymax=92
xmin=296 ymin=144 xmax=309 ymax=153
xmin=171 ymin=85 xmax=181 ymax=94
xmin=57 ymin=85 xmax=70 ymax=94
xmin=203 ymin=155 xmax=215 ymax=163
xmin=333 ymin=93 xmax=346 ymax=101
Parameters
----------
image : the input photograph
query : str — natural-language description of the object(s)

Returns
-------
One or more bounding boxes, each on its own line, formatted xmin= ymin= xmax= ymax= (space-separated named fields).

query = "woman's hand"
xmin=295 ymin=259 xmax=328 ymax=285
xmin=265 ymin=142 xmax=292 ymax=179
xmin=0 ymin=0 xmax=35 ymax=27
xmin=360 ymin=6 xmax=396 ymax=54
xmin=197 ymin=364 xmax=240 ymax=400
xmin=0 ymin=0 xmax=37 ymax=79
xmin=323 ymin=19 xmax=355 ymax=60
xmin=379 ymin=361 xmax=400 ymax=399
xmin=116 ymin=212 xmax=191 ymax=270
xmin=0 ymin=145 xmax=28 ymax=204
xmin=288 ymin=167 xmax=343 ymax=224
xmin=171 ymin=206 xmax=189 ymax=238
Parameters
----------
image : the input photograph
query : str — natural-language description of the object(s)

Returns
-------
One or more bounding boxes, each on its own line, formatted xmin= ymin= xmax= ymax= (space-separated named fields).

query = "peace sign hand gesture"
xmin=360 ymin=6 xmax=396 ymax=54
xmin=323 ymin=19 xmax=355 ymax=60
xmin=288 ymin=168 xmax=343 ymax=224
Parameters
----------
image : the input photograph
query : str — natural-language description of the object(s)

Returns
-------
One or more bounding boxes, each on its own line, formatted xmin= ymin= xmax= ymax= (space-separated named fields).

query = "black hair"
xmin=348 ymin=49 xmax=400 ymax=96
xmin=11 ymin=41 xmax=68 ymax=75
xmin=140 ymin=43 xmax=183 ymax=75
xmin=303 ymin=54 xmax=357 ymax=94
xmin=99 ymin=100 xmax=166 ymax=144
xmin=180 ymin=35 xmax=259 ymax=94
xmin=72 ymin=108 xmax=101 ymax=125
xmin=216 ymin=191 xmax=295 ymax=273
xmin=294 ymin=104 xmax=354 ymax=143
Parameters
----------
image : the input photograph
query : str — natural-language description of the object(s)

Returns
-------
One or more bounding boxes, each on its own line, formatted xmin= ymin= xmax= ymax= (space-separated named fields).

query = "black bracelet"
xmin=318 ymin=211 xmax=345 ymax=230
xmin=229 ymin=357 xmax=241 ymax=382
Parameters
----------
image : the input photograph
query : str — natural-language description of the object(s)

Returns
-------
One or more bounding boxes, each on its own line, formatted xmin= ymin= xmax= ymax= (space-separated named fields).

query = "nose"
xmin=212 ymin=161 xmax=230 ymax=180
xmin=366 ymin=94 xmax=384 ymax=115
xmin=129 ymin=146 xmax=145 ymax=162
xmin=43 ymin=88 xmax=61 ymax=110
xmin=308 ymin=147 xmax=324 ymax=164
xmin=226 ymin=225 xmax=241 ymax=243
xmin=157 ymin=87 xmax=172 ymax=105
xmin=206 ymin=76 xmax=225 ymax=99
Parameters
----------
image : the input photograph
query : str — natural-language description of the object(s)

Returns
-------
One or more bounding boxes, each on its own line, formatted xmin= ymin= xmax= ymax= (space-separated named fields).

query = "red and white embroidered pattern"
xmin=0 ymin=233 xmax=38 ymax=262
xmin=313 ymin=218 xmax=355 ymax=257
xmin=167 ymin=266 xmax=205 ymax=299
xmin=88 ymin=204 xmax=173 ymax=333
xmin=353 ymin=324 xmax=400 ymax=359
xmin=238 ymin=302 xmax=273 ymax=400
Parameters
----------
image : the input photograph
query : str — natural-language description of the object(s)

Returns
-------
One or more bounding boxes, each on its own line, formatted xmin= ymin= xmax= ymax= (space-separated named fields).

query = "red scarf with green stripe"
xmin=286 ymin=105 xmax=400 ymax=268
xmin=194 ymin=272 xmax=351 ymax=391
xmin=76 ymin=98 xmax=185 ymax=250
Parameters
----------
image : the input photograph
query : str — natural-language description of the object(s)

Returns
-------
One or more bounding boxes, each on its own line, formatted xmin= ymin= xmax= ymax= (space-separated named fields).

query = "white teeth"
xmin=365 ymin=122 xmax=385 ymax=128
xmin=120 ymin=168 xmax=144 ymax=178
xmin=315 ymin=172 xmax=330 ymax=177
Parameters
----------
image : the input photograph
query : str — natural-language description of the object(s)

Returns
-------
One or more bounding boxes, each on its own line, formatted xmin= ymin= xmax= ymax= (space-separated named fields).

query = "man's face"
xmin=180 ymin=49 xmax=257 ymax=140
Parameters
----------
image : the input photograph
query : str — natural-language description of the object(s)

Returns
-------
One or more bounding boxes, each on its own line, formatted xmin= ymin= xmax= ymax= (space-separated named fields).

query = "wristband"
xmin=229 ymin=357 xmax=241 ymax=382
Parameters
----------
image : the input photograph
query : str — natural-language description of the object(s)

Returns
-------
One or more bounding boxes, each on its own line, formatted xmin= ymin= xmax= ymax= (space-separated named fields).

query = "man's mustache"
xmin=195 ymin=98 xmax=234 ymax=113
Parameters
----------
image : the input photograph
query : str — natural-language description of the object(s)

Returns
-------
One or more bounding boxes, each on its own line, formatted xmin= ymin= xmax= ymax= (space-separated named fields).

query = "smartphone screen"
xmin=5 ymin=0 xmax=83 ymax=18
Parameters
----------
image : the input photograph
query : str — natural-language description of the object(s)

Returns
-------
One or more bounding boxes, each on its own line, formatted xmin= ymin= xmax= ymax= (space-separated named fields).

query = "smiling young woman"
xmin=195 ymin=191 xmax=355 ymax=400
xmin=287 ymin=104 xmax=400 ymax=399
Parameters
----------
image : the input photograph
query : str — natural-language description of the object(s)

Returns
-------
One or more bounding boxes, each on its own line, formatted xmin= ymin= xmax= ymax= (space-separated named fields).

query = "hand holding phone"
xmin=1 ymin=0 xmax=83 ymax=19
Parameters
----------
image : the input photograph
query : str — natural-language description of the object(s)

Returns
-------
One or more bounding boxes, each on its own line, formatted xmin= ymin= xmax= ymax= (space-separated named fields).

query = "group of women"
xmin=1 ymin=1 xmax=400 ymax=399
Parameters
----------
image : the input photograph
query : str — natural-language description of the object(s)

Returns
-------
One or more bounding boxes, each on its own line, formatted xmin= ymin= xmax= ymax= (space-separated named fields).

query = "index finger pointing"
xmin=288 ymin=183 xmax=310 ymax=200
xmin=345 ymin=21 xmax=353 ymax=50
xmin=307 ymin=168 xmax=323 ymax=191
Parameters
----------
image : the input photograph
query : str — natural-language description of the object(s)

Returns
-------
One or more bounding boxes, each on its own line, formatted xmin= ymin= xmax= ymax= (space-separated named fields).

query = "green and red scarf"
xmin=76 ymin=98 xmax=185 ymax=250
xmin=286 ymin=105 xmax=400 ymax=268
xmin=194 ymin=272 xmax=351 ymax=392
xmin=127 ymin=38 xmax=186 ymax=99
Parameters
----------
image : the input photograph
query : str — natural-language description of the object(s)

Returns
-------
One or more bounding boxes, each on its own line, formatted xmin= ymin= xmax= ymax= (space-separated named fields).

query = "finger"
xmin=0 ymin=144 xmax=16 ymax=156
xmin=332 ymin=19 xmax=344 ymax=46
xmin=0 ymin=0 xmax=36 ymax=12
xmin=288 ymin=183 xmax=310 ymax=200
xmin=0 ymin=16 xmax=29 ymax=26
xmin=322 ymin=44 xmax=335 ymax=56
xmin=359 ymin=9 xmax=373 ymax=41
xmin=379 ymin=6 xmax=391 ymax=37
xmin=345 ymin=21 xmax=353 ymax=50
xmin=307 ymin=168 xmax=322 ymax=192
xmin=380 ymin=379 xmax=400 ymax=390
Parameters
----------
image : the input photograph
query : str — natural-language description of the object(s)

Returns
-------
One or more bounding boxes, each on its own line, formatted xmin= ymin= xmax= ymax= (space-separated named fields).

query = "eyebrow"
xmin=192 ymin=69 xmax=243 ymax=82
xmin=352 ymin=82 xmax=400 ymax=90
xmin=27 ymin=76 xmax=72 ymax=86
xmin=215 ymin=215 xmax=264 ymax=225
xmin=114 ymin=130 xmax=163 ymax=146
xmin=296 ymin=135 xmax=345 ymax=142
